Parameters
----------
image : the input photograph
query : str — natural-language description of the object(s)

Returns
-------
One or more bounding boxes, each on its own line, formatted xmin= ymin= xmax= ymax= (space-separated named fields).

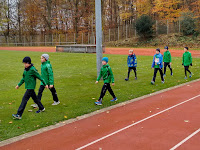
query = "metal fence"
xmin=0 ymin=18 xmax=191 ymax=46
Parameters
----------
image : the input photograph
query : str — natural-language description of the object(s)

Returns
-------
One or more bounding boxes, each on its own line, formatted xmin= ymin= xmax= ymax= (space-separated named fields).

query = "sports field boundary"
xmin=1 ymin=78 xmax=200 ymax=147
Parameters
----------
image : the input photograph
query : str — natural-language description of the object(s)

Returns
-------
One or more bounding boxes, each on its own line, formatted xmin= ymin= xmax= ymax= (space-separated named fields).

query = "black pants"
xmin=17 ymin=89 xmax=44 ymax=116
xmin=127 ymin=67 xmax=137 ymax=78
xmin=98 ymin=83 xmax=116 ymax=102
xmin=152 ymin=68 xmax=164 ymax=82
xmin=164 ymin=62 xmax=173 ymax=74
xmin=38 ymin=85 xmax=59 ymax=102
xmin=184 ymin=66 xmax=191 ymax=77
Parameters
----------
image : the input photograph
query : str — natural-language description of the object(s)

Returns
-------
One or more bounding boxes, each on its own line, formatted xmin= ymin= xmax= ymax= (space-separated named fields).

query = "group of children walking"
xmin=95 ymin=46 xmax=192 ymax=106
xmin=13 ymin=46 xmax=193 ymax=119
xmin=13 ymin=54 xmax=60 ymax=119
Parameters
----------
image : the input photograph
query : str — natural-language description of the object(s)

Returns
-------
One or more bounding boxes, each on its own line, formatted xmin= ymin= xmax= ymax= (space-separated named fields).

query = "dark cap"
xmin=22 ymin=57 xmax=31 ymax=64
xmin=156 ymin=48 xmax=160 ymax=52
xmin=184 ymin=47 xmax=189 ymax=50
xmin=164 ymin=46 xmax=168 ymax=50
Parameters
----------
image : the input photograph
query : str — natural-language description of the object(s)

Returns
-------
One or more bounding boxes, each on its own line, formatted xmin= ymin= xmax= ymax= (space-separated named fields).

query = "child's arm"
xmin=169 ymin=52 xmax=172 ymax=65
xmin=17 ymin=74 xmax=25 ymax=89
xmin=190 ymin=53 xmax=192 ymax=66
xmin=182 ymin=54 xmax=184 ymax=65
xmin=46 ymin=64 xmax=54 ymax=86
xmin=96 ymin=69 xmax=102 ymax=83
xmin=151 ymin=56 xmax=155 ymax=68
xmin=33 ymin=69 xmax=48 ymax=88
xmin=108 ymin=67 xmax=115 ymax=84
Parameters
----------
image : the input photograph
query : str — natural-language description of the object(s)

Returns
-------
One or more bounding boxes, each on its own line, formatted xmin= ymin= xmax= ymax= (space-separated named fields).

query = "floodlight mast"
xmin=95 ymin=0 xmax=103 ymax=77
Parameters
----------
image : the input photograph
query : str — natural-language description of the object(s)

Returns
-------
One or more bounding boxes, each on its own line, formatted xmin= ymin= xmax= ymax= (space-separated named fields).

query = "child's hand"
xmin=49 ymin=85 xmax=54 ymax=89
xmin=45 ymin=85 xmax=49 ymax=89
xmin=112 ymin=83 xmax=115 ymax=86
xmin=95 ymin=81 xmax=99 ymax=84
xmin=170 ymin=62 xmax=172 ymax=65
xmin=15 ymin=85 xmax=19 ymax=89
xmin=155 ymin=63 xmax=157 ymax=65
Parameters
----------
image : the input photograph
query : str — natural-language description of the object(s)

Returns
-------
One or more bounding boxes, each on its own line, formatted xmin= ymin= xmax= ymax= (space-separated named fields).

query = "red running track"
xmin=1 ymin=80 xmax=200 ymax=150
xmin=1 ymin=47 xmax=200 ymax=57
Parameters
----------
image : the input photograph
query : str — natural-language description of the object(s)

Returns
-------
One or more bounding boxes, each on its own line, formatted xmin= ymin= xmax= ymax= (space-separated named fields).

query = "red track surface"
xmin=1 ymin=47 xmax=200 ymax=57
xmin=1 ymin=81 xmax=200 ymax=150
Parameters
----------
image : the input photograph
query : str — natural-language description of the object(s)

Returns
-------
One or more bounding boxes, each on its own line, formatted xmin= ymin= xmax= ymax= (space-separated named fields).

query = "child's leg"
xmin=127 ymin=67 xmax=131 ymax=78
xmin=37 ymin=85 xmax=45 ymax=101
xmin=159 ymin=68 xmax=164 ymax=81
xmin=31 ymin=90 xmax=44 ymax=110
xmin=184 ymin=66 xmax=187 ymax=77
xmin=17 ymin=90 xmax=32 ymax=116
xmin=168 ymin=64 xmax=173 ymax=74
xmin=186 ymin=66 xmax=191 ymax=74
xmin=49 ymin=86 xmax=59 ymax=102
xmin=164 ymin=62 xmax=167 ymax=74
xmin=133 ymin=67 xmax=137 ymax=77
xmin=98 ymin=83 xmax=108 ymax=102
xmin=107 ymin=83 xmax=116 ymax=98
xmin=152 ymin=68 xmax=158 ymax=82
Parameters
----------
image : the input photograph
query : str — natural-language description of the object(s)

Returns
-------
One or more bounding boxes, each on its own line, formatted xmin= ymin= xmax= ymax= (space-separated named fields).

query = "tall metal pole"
xmin=95 ymin=0 xmax=103 ymax=76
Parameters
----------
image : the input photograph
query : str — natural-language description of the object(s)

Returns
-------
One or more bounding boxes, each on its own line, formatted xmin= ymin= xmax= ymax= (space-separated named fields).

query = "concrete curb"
xmin=1 ymin=78 xmax=200 ymax=147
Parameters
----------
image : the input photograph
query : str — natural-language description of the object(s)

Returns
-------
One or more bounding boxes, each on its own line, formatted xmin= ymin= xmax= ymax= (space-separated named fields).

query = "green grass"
xmin=0 ymin=50 xmax=200 ymax=141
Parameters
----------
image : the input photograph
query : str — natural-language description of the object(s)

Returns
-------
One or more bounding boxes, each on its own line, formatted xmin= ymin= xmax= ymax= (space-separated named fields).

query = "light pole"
xmin=95 ymin=0 xmax=103 ymax=76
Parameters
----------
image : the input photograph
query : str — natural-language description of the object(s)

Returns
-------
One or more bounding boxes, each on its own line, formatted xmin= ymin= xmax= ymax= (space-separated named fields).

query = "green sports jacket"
xmin=97 ymin=64 xmax=114 ymax=84
xmin=40 ymin=60 xmax=54 ymax=86
xmin=163 ymin=51 xmax=172 ymax=63
xmin=182 ymin=51 xmax=192 ymax=66
xmin=18 ymin=65 xmax=46 ymax=89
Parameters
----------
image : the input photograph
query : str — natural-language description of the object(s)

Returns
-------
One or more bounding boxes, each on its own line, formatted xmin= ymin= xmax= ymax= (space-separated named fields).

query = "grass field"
xmin=0 ymin=50 xmax=200 ymax=141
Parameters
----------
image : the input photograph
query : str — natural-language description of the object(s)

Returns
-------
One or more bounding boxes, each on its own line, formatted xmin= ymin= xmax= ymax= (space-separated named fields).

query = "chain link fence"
xmin=0 ymin=18 xmax=187 ymax=46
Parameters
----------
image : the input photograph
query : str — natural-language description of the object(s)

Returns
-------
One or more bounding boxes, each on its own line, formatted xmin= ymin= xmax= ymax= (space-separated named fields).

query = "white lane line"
xmin=170 ymin=128 xmax=200 ymax=150
xmin=76 ymin=94 xmax=200 ymax=150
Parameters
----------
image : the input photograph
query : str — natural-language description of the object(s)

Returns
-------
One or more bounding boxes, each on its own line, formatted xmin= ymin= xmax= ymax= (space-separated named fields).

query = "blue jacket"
xmin=152 ymin=53 xmax=163 ymax=68
xmin=127 ymin=54 xmax=137 ymax=67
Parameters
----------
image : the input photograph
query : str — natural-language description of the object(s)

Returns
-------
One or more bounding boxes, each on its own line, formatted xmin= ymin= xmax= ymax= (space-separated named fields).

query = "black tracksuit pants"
xmin=37 ymin=85 xmax=59 ymax=102
xmin=152 ymin=68 xmax=164 ymax=82
xmin=98 ymin=83 xmax=116 ymax=102
xmin=164 ymin=62 xmax=173 ymax=74
xmin=184 ymin=66 xmax=191 ymax=77
xmin=17 ymin=89 xmax=44 ymax=116
xmin=127 ymin=67 xmax=137 ymax=78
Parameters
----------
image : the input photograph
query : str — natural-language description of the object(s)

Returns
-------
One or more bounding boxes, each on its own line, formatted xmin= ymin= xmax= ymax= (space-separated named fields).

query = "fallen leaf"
xmin=36 ymin=125 xmax=39 ymax=127
xmin=28 ymin=110 xmax=33 ymax=112
xmin=92 ymin=98 xmax=96 ymax=99
xmin=9 ymin=103 xmax=12 ymax=105
xmin=64 ymin=116 xmax=68 ymax=119
xmin=17 ymin=127 xmax=21 ymax=129
xmin=184 ymin=120 xmax=189 ymax=123
xmin=106 ymin=111 xmax=109 ymax=114
xmin=9 ymin=121 xmax=13 ymax=124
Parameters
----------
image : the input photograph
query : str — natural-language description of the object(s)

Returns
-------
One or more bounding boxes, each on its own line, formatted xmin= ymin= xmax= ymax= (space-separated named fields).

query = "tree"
xmin=135 ymin=15 xmax=154 ymax=38
xmin=181 ymin=12 xmax=198 ymax=36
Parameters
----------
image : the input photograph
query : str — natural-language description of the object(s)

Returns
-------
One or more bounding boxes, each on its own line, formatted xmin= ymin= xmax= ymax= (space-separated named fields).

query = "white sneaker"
xmin=31 ymin=104 xmax=38 ymax=108
xmin=52 ymin=101 xmax=60 ymax=105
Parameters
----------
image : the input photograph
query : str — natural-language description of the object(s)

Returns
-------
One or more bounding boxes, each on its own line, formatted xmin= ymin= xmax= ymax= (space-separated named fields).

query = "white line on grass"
xmin=76 ymin=94 xmax=200 ymax=150
xmin=170 ymin=128 xmax=200 ymax=150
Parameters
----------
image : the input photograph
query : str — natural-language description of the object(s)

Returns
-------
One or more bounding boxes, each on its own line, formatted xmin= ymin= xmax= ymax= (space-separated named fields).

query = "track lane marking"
xmin=76 ymin=94 xmax=200 ymax=150
xmin=170 ymin=128 xmax=200 ymax=150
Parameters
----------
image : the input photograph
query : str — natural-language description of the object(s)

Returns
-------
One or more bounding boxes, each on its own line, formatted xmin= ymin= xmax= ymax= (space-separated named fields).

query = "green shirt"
xmin=18 ymin=65 xmax=46 ymax=89
xmin=97 ymin=64 xmax=114 ymax=83
xmin=163 ymin=51 xmax=172 ymax=63
xmin=182 ymin=51 xmax=192 ymax=66
xmin=154 ymin=55 xmax=160 ymax=68
xmin=40 ymin=60 xmax=54 ymax=86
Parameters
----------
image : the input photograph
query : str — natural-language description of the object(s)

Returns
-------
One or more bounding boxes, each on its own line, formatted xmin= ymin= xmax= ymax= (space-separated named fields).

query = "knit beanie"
xmin=42 ymin=54 xmax=49 ymax=60
xmin=102 ymin=57 xmax=108 ymax=63
xmin=164 ymin=46 xmax=168 ymax=50
xmin=22 ymin=57 xmax=31 ymax=64
xmin=156 ymin=48 xmax=160 ymax=52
